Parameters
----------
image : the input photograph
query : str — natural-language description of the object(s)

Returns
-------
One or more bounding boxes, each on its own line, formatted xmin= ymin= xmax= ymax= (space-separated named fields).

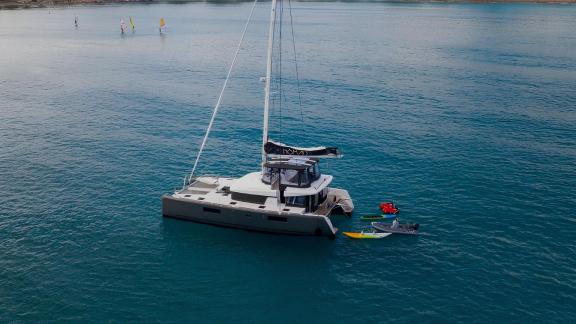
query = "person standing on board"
xmin=120 ymin=18 xmax=127 ymax=34
xmin=391 ymin=218 xmax=399 ymax=229
xmin=159 ymin=18 xmax=166 ymax=34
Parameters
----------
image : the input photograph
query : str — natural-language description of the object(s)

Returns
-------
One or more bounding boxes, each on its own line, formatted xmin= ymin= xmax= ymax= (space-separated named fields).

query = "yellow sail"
xmin=129 ymin=17 xmax=135 ymax=30
xmin=159 ymin=18 xmax=166 ymax=28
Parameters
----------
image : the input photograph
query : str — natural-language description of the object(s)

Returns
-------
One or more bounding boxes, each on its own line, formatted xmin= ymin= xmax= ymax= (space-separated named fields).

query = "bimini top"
xmin=264 ymin=141 xmax=341 ymax=158
xmin=263 ymin=157 xmax=317 ymax=170
xmin=229 ymin=172 xmax=333 ymax=197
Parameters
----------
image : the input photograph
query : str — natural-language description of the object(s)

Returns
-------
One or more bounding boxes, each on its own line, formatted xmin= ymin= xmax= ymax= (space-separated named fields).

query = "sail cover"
xmin=264 ymin=141 xmax=341 ymax=158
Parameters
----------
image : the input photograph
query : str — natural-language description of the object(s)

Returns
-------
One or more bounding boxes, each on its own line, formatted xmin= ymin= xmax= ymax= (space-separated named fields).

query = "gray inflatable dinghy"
xmin=371 ymin=222 xmax=419 ymax=235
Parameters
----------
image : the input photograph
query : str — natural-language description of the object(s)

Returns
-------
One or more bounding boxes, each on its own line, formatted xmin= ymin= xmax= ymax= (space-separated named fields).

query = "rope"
xmin=188 ymin=0 xmax=259 ymax=181
xmin=288 ymin=0 xmax=305 ymax=126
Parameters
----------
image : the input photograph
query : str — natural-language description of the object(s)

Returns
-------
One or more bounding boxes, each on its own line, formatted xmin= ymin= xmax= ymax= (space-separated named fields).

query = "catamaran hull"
xmin=162 ymin=195 xmax=338 ymax=238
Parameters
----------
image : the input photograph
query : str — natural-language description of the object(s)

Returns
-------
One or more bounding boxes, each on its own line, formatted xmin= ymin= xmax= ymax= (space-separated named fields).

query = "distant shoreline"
xmin=1 ymin=0 xmax=575 ymax=10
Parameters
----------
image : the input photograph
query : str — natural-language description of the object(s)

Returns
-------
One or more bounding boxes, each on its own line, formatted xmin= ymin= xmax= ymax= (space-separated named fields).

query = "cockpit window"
xmin=287 ymin=196 xmax=306 ymax=207
xmin=280 ymin=169 xmax=300 ymax=186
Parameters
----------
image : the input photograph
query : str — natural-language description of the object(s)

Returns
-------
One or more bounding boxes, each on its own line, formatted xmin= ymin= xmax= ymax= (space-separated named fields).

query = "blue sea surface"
xmin=1 ymin=2 xmax=575 ymax=322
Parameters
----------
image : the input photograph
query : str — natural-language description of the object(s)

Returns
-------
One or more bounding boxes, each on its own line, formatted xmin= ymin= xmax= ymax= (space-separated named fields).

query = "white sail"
xmin=120 ymin=19 xmax=127 ymax=33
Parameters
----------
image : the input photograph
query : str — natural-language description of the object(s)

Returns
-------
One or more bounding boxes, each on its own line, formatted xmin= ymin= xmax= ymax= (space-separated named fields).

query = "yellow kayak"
xmin=343 ymin=231 xmax=392 ymax=239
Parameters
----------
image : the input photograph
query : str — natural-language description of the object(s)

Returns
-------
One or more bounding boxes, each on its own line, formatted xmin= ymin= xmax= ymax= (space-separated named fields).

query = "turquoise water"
xmin=1 ymin=2 xmax=576 ymax=322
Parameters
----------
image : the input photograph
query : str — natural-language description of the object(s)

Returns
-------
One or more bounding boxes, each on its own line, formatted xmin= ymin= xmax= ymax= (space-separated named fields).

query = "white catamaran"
xmin=162 ymin=0 xmax=354 ymax=238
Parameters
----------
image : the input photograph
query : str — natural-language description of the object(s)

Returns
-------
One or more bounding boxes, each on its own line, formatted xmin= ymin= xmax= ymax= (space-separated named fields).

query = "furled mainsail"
xmin=264 ymin=141 xmax=341 ymax=158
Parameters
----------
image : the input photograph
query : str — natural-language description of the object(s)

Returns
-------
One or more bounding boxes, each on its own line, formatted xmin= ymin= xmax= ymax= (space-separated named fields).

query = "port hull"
xmin=162 ymin=195 xmax=337 ymax=237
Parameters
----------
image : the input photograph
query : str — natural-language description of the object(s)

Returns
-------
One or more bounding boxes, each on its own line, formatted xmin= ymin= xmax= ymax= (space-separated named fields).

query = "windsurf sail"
xmin=264 ymin=141 xmax=341 ymax=158
xmin=159 ymin=18 xmax=166 ymax=33
xmin=120 ymin=18 xmax=127 ymax=33
xmin=129 ymin=17 xmax=135 ymax=30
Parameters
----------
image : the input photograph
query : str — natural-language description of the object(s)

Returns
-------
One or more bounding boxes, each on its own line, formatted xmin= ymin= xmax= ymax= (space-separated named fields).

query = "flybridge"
xmin=262 ymin=157 xmax=322 ymax=188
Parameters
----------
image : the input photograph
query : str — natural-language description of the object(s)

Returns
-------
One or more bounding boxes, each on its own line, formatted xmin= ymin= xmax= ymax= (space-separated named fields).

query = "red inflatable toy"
xmin=379 ymin=202 xmax=399 ymax=214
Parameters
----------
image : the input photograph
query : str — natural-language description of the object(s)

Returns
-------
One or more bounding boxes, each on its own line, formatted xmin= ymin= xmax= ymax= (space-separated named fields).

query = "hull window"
xmin=203 ymin=207 xmax=221 ymax=214
xmin=268 ymin=216 xmax=287 ymax=222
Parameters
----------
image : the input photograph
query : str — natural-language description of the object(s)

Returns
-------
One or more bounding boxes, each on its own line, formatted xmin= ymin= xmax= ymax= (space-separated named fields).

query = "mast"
xmin=262 ymin=0 xmax=278 ymax=170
